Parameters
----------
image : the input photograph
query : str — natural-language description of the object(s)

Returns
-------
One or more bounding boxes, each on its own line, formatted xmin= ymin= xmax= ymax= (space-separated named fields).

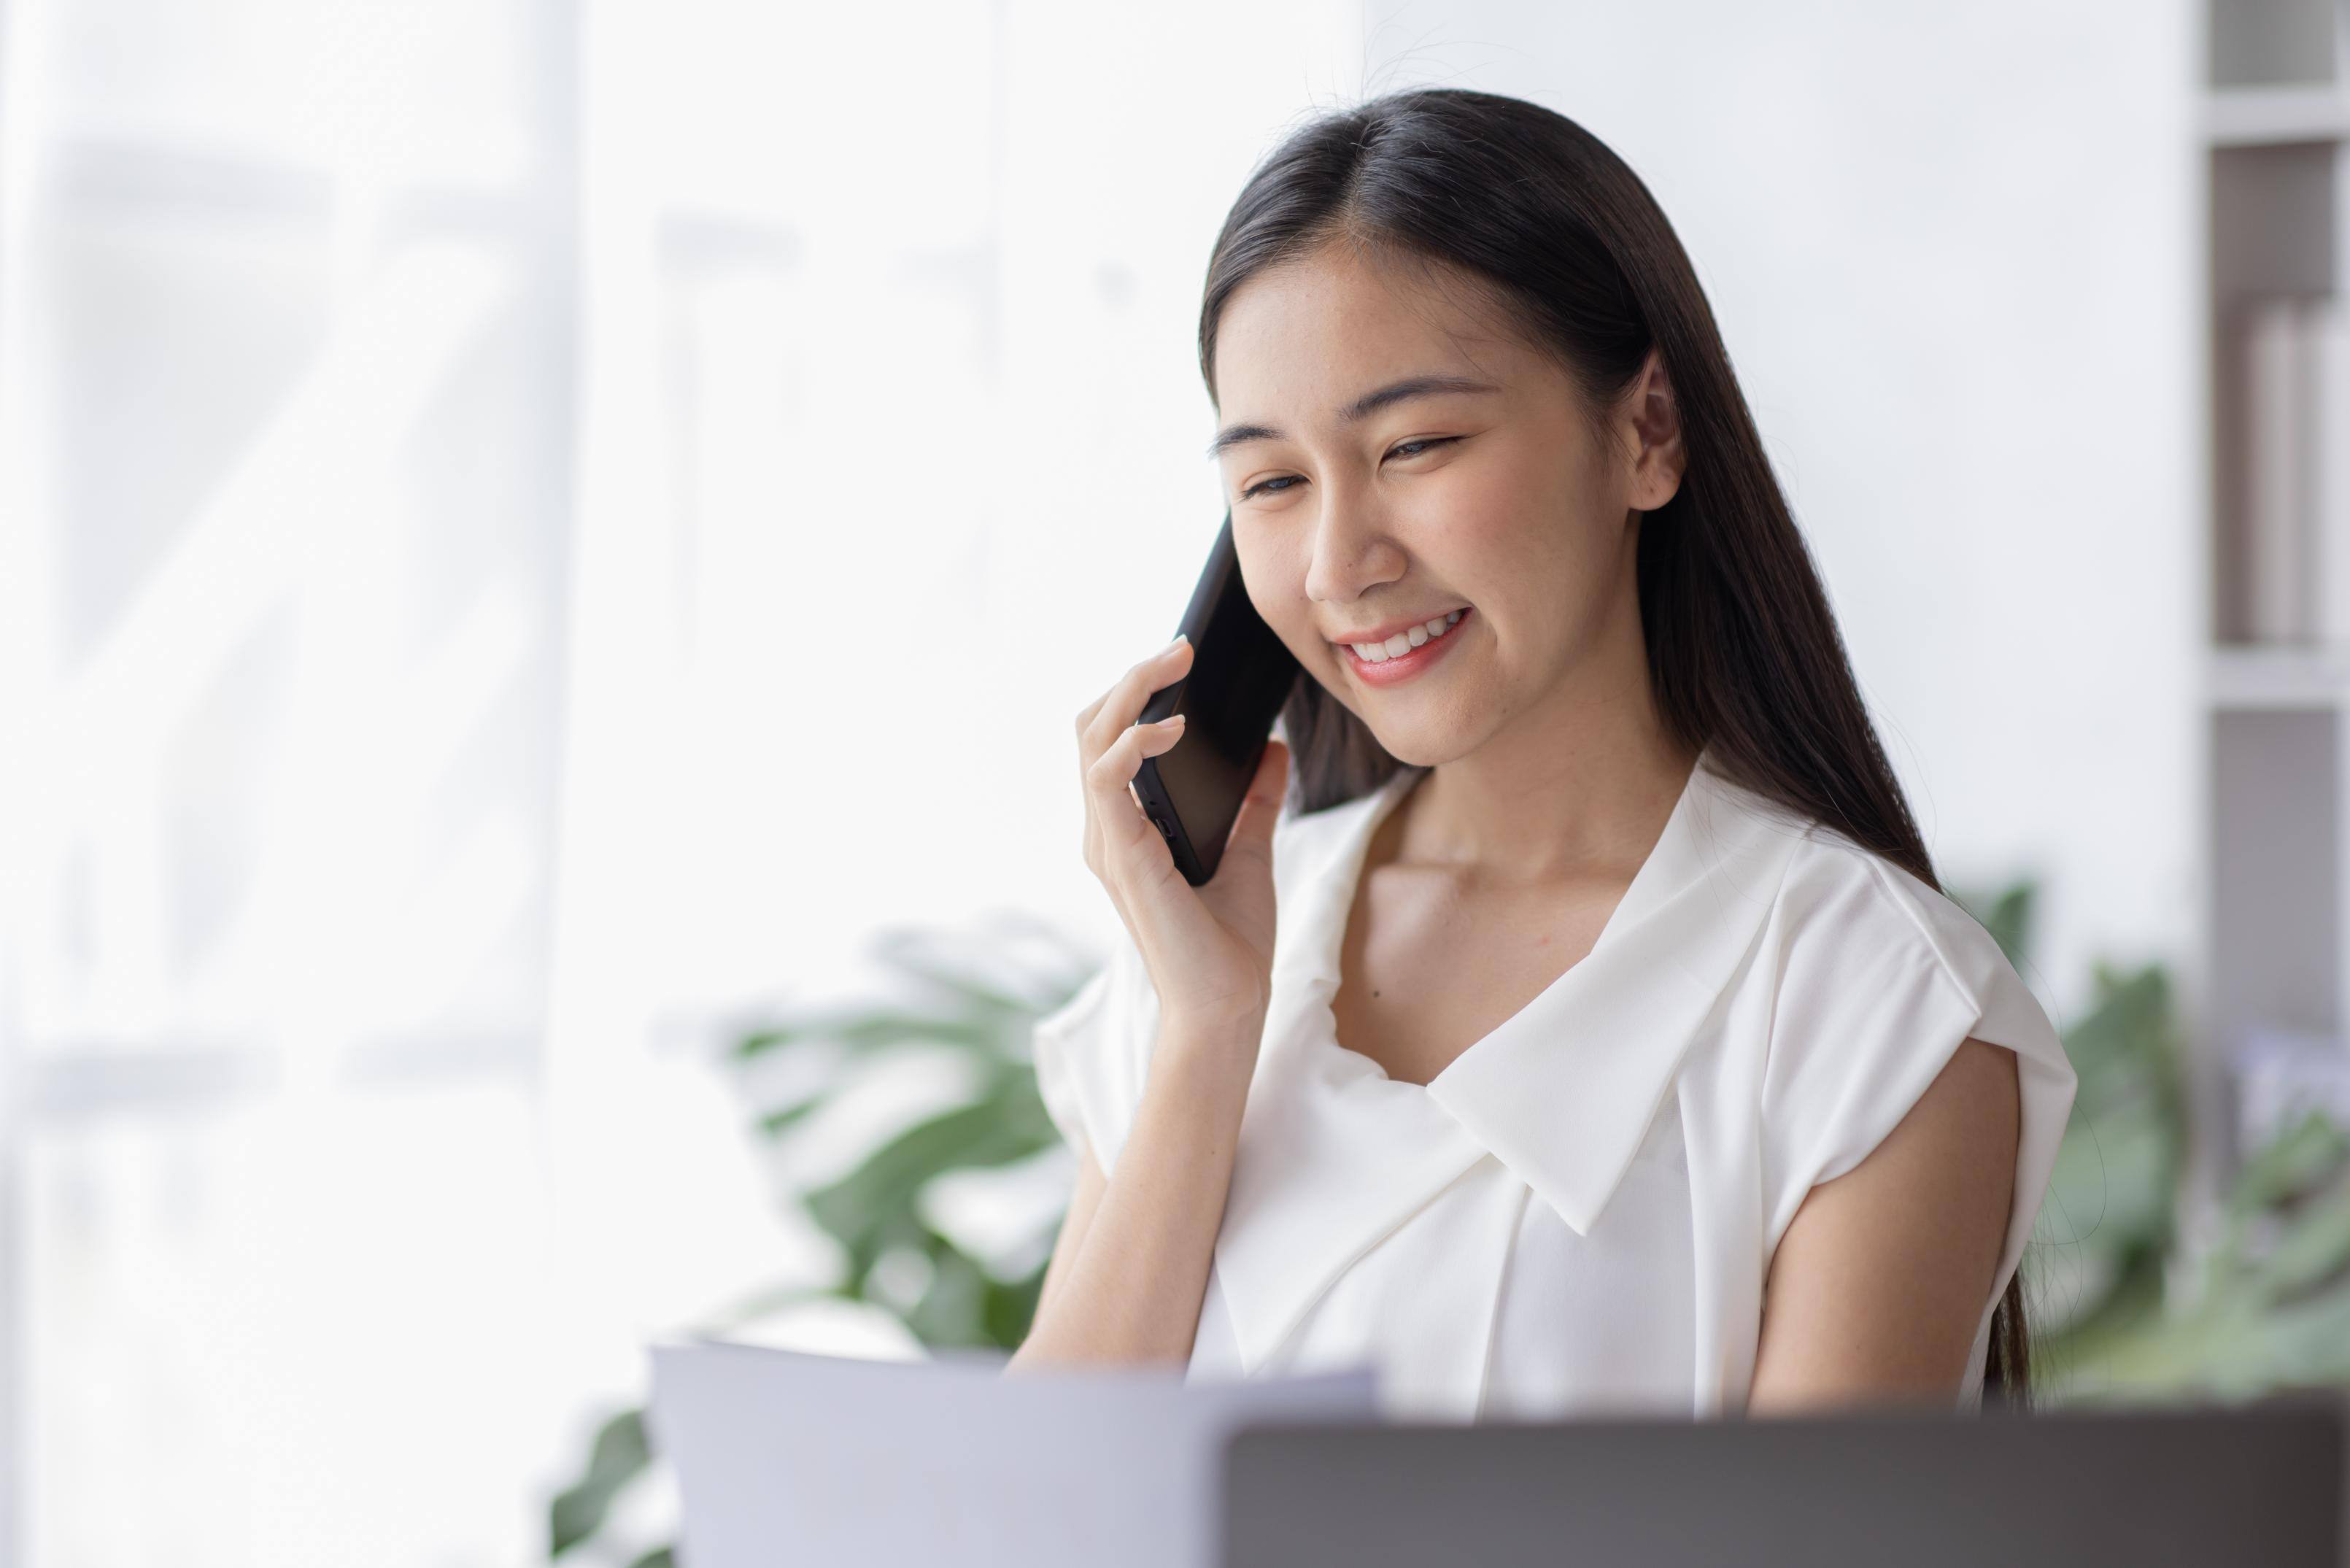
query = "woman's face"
xmin=1210 ymin=241 xmax=1680 ymax=768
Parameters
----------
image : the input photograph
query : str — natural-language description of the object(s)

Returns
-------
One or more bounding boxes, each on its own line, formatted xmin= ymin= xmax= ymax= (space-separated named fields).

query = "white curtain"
xmin=0 ymin=1 xmax=1365 ymax=1562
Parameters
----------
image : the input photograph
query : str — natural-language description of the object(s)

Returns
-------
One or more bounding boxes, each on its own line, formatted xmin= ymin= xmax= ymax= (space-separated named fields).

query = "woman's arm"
xmin=1028 ymin=1136 xmax=1108 ymax=1332
xmin=1008 ymin=1014 xmax=1259 ymax=1369
xmin=1013 ymin=634 xmax=1289 ymax=1370
xmin=1746 ymin=1035 xmax=2021 ymax=1414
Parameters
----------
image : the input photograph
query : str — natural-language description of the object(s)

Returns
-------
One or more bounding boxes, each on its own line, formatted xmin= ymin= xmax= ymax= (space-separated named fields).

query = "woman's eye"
xmin=1237 ymin=439 xmax=1458 ymax=502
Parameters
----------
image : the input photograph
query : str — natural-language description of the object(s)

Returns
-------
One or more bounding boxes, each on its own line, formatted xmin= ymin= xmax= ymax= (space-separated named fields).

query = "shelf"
xmin=2208 ymin=644 xmax=2350 ymax=708
xmin=2203 ymin=84 xmax=2350 ymax=146
xmin=2192 ymin=0 xmax=2350 ymax=1270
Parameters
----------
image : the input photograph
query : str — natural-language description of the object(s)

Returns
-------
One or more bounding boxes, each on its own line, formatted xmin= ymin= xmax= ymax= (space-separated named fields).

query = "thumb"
xmin=1222 ymin=737 xmax=1291 ymax=866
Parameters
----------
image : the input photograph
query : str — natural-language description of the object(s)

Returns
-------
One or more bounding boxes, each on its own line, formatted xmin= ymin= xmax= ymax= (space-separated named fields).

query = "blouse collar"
xmin=1210 ymin=742 xmax=1810 ymax=1372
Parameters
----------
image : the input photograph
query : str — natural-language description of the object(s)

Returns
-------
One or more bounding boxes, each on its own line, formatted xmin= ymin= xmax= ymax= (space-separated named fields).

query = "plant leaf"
xmin=755 ymin=1097 xmax=826 ymax=1139
xmin=804 ymin=1077 xmax=1058 ymax=1275
xmin=549 ymin=1407 xmax=652 ymax=1557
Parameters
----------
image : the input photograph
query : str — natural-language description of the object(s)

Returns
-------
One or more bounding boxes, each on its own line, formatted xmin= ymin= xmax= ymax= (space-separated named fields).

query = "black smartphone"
xmin=1132 ymin=511 xmax=1303 ymax=886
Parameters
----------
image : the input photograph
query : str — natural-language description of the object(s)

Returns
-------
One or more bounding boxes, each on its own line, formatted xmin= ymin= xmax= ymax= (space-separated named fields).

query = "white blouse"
xmin=1029 ymin=744 xmax=2079 ymax=1421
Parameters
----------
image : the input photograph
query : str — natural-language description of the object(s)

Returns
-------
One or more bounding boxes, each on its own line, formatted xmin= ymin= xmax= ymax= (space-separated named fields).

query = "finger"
xmin=1081 ymin=636 xmax=1191 ymax=763
xmin=1079 ymin=636 xmax=1193 ymax=767
xmin=1213 ymin=738 xmax=1290 ymax=880
xmin=1078 ymin=642 xmax=1182 ymax=871
xmin=1085 ymin=712 xmax=1188 ymax=868
xmin=1074 ymin=636 xmax=1190 ymax=889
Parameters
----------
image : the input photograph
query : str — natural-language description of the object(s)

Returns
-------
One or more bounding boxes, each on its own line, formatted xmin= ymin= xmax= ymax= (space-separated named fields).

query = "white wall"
xmin=1324 ymin=1 xmax=2204 ymax=1020
xmin=640 ymin=0 xmax=2203 ymax=1031
xmin=0 ymin=4 xmax=2204 ymax=1561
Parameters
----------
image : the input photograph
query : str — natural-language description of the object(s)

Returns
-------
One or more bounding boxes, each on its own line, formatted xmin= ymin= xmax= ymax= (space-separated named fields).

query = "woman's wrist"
xmin=1150 ymin=1009 xmax=1267 ymax=1089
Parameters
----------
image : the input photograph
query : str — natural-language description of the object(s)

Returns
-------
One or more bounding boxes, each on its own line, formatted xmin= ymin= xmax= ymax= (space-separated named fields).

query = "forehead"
xmin=1211 ymin=242 xmax=1532 ymax=415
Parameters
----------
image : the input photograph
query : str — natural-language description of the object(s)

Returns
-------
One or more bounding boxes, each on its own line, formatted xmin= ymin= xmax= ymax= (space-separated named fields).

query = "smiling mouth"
xmin=1334 ymin=606 xmax=1472 ymax=687
xmin=1334 ymin=608 xmax=1466 ymax=663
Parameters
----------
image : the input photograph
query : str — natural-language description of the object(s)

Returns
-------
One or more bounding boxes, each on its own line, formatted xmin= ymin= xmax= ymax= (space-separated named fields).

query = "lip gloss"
xmin=1339 ymin=607 xmax=1472 ymax=688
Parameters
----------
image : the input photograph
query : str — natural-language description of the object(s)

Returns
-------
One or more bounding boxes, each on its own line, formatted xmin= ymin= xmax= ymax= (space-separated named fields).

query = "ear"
xmin=1621 ymin=346 xmax=1687 ymax=513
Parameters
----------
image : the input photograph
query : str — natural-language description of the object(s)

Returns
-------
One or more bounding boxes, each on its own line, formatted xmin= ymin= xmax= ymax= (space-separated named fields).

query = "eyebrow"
xmin=1205 ymin=374 xmax=1504 ymax=459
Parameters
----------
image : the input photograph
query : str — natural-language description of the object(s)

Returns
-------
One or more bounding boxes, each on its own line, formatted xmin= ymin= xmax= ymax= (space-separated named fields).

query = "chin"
xmin=1361 ymin=719 xmax=1475 ymax=771
xmin=1319 ymin=672 xmax=1488 ymax=770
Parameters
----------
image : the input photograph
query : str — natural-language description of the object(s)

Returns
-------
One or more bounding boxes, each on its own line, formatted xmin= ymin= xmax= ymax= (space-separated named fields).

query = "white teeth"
xmin=1348 ymin=609 xmax=1465 ymax=664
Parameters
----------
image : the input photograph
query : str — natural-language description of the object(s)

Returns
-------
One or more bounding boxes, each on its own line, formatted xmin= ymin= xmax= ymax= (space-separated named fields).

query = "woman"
xmin=1007 ymin=87 xmax=2077 ymax=1420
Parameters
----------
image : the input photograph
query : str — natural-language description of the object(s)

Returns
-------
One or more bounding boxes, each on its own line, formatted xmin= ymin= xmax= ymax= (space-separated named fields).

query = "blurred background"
xmin=5 ymin=0 xmax=2350 ymax=1564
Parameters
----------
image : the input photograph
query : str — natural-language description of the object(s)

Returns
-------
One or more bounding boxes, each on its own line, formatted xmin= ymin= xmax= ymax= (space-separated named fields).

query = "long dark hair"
xmin=1197 ymin=86 xmax=2032 ymax=1407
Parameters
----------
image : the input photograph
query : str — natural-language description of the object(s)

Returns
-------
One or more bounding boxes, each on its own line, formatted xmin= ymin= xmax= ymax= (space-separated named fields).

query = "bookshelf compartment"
xmin=2209 ymin=142 xmax=2347 ymax=647
xmin=2209 ymin=0 xmax=2341 ymax=89
xmin=2211 ymin=142 xmax=2334 ymax=306
xmin=2210 ymin=709 xmax=2341 ymax=1065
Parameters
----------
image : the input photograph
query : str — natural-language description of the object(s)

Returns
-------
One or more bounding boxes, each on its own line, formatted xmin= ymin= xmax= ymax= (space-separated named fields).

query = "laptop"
xmin=1220 ymin=1394 xmax=2349 ymax=1568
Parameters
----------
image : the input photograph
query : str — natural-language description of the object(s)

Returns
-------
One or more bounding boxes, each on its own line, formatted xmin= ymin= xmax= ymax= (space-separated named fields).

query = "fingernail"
xmin=1165 ymin=633 xmax=1189 ymax=652
xmin=1159 ymin=713 xmax=1186 ymax=727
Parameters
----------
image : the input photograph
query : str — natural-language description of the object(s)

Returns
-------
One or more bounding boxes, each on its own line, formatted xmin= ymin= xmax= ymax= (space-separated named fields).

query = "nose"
xmin=1302 ymin=488 xmax=1405 ymax=614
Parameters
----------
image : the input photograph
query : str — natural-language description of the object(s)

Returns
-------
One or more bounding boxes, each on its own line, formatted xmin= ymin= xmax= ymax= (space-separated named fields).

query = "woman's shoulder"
xmin=1761 ymin=812 xmax=2018 ymax=1013
xmin=1711 ymin=784 xmax=2076 ymax=1258
xmin=1672 ymin=761 xmax=1967 ymax=1008
xmin=1725 ymin=791 xmax=2069 ymax=1146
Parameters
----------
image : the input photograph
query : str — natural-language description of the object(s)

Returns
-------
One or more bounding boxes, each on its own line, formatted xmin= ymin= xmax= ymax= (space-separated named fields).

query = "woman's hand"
xmin=1010 ymin=634 xmax=1287 ymax=1372
xmin=1075 ymin=634 xmax=1290 ymax=1035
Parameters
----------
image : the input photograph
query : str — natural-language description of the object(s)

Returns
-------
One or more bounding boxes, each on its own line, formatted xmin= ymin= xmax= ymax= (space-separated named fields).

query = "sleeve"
xmin=1757 ymin=846 xmax=2080 ymax=1395
xmin=1028 ymin=919 xmax=1162 ymax=1174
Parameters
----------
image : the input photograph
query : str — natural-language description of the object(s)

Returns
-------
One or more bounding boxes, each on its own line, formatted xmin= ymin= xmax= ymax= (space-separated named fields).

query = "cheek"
xmin=1450 ymin=450 xmax=1618 ymax=591
xmin=1432 ymin=496 xmax=1569 ymax=611
xmin=1436 ymin=488 xmax=1623 ymax=670
xmin=1240 ymin=540 xmax=1318 ymax=649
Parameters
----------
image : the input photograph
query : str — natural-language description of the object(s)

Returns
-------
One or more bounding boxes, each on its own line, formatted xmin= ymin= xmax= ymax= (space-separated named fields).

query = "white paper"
xmin=647 ymin=1337 xmax=1379 ymax=1568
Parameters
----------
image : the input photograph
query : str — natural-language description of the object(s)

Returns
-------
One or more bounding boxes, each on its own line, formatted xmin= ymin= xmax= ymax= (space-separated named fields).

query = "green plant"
xmin=2049 ymin=1104 xmax=2350 ymax=1401
xmin=1951 ymin=881 xmax=2350 ymax=1404
xmin=552 ymin=881 xmax=2350 ymax=1557
xmin=547 ymin=914 xmax=1097 ymax=1562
